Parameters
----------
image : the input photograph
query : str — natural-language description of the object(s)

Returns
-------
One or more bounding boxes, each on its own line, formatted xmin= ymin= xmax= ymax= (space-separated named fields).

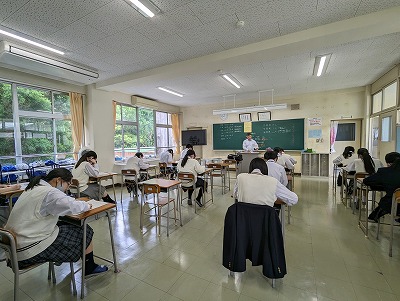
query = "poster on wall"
xmin=308 ymin=129 xmax=322 ymax=138
xmin=308 ymin=117 xmax=322 ymax=126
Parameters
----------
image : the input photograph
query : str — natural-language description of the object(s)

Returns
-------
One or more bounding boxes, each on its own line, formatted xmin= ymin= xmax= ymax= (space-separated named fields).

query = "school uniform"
xmin=363 ymin=166 xmax=400 ymax=219
xmin=71 ymin=161 xmax=106 ymax=200
xmin=180 ymin=148 xmax=190 ymax=159
xmin=266 ymin=159 xmax=288 ymax=186
xmin=5 ymin=180 xmax=91 ymax=268
xmin=242 ymin=139 xmax=259 ymax=151
xmin=345 ymin=158 xmax=383 ymax=173
xmin=234 ymin=169 xmax=298 ymax=207
xmin=126 ymin=156 xmax=150 ymax=182
xmin=177 ymin=158 xmax=206 ymax=201
xmin=276 ymin=154 xmax=294 ymax=170
xmin=159 ymin=151 xmax=176 ymax=179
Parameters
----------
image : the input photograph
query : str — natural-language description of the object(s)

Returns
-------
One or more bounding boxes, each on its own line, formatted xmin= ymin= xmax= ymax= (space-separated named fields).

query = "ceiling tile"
xmin=46 ymin=21 xmax=105 ymax=50
xmin=152 ymin=0 xmax=193 ymax=13
xmin=0 ymin=0 xmax=30 ymax=22
xmin=187 ymin=0 xmax=231 ymax=24
xmin=83 ymin=1 xmax=144 ymax=35
xmin=153 ymin=4 xmax=203 ymax=31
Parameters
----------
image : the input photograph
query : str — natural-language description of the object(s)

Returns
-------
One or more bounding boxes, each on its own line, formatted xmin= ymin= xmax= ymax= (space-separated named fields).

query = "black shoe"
xmin=196 ymin=198 xmax=203 ymax=207
xmin=188 ymin=199 xmax=192 ymax=206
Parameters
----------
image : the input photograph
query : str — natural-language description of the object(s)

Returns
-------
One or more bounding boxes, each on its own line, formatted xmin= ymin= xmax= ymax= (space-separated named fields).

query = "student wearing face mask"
xmin=5 ymin=168 xmax=108 ymax=276
xmin=72 ymin=150 xmax=115 ymax=203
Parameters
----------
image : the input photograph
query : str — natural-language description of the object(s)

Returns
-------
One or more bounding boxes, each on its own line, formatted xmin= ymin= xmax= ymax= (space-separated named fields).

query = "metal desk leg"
xmin=177 ymin=187 xmax=182 ymax=226
xmin=106 ymin=212 xmax=119 ymax=272
xmin=167 ymin=189 xmax=170 ymax=237
xmin=81 ymin=220 xmax=87 ymax=299
xmin=111 ymin=177 xmax=116 ymax=203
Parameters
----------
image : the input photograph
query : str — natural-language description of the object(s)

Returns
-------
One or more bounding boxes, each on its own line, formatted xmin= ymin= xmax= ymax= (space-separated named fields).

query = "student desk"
xmin=139 ymin=178 xmax=181 ymax=236
xmin=0 ymin=183 xmax=27 ymax=213
xmin=142 ymin=164 xmax=158 ymax=178
xmin=89 ymin=172 xmax=118 ymax=202
xmin=61 ymin=201 xmax=118 ymax=299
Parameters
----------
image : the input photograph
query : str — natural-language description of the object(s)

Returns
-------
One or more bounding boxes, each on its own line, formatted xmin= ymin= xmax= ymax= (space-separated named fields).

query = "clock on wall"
xmin=219 ymin=113 xmax=228 ymax=121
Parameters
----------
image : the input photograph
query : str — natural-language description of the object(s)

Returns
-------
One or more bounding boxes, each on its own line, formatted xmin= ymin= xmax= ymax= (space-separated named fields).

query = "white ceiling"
xmin=0 ymin=0 xmax=400 ymax=106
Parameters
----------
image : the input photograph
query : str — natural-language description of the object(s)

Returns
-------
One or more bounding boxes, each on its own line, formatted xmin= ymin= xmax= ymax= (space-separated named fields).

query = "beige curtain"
xmin=69 ymin=92 xmax=84 ymax=160
xmin=171 ymin=113 xmax=181 ymax=154
xmin=112 ymin=101 xmax=117 ymax=128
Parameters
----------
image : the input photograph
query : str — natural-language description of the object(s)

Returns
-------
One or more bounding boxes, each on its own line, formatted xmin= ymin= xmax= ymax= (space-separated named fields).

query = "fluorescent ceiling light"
xmin=0 ymin=29 xmax=64 ymax=55
xmin=128 ymin=0 xmax=160 ymax=18
xmin=313 ymin=54 xmax=332 ymax=77
xmin=157 ymin=87 xmax=184 ymax=97
xmin=220 ymin=73 xmax=241 ymax=88
xmin=213 ymin=104 xmax=287 ymax=115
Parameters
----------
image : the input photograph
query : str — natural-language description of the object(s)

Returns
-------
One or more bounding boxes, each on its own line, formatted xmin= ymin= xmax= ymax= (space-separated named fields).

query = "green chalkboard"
xmin=213 ymin=119 xmax=304 ymax=150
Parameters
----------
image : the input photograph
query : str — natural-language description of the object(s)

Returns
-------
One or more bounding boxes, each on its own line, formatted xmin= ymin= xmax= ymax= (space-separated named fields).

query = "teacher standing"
xmin=242 ymin=133 xmax=259 ymax=152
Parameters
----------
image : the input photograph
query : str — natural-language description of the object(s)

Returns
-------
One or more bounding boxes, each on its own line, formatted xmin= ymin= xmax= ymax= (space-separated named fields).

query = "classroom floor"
xmin=1 ymin=177 xmax=400 ymax=301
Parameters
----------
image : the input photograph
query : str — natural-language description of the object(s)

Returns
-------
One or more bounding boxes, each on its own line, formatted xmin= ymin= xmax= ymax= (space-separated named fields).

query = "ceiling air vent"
xmin=291 ymin=104 xmax=300 ymax=110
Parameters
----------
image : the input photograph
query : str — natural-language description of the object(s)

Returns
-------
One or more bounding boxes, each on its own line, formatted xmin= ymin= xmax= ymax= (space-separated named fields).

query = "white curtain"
xmin=330 ymin=121 xmax=339 ymax=153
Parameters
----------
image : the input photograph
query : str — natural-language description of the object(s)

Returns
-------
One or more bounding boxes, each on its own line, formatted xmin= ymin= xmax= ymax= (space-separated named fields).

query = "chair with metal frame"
xmin=206 ymin=163 xmax=229 ymax=194
xmin=223 ymin=159 xmax=237 ymax=181
xmin=69 ymin=178 xmax=81 ymax=198
xmin=177 ymin=172 xmax=201 ymax=213
xmin=0 ymin=228 xmax=77 ymax=300
xmin=120 ymin=169 xmax=139 ymax=204
xmin=140 ymin=183 xmax=177 ymax=236
xmin=158 ymin=162 xmax=175 ymax=179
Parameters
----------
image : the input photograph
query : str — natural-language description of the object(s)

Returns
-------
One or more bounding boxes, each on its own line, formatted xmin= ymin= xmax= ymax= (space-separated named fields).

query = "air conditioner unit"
xmin=0 ymin=41 xmax=99 ymax=85
xmin=131 ymin=95 xmax=159 ymax=109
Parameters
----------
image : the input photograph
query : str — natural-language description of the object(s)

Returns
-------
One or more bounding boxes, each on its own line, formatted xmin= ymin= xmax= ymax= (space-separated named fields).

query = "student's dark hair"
xmin=135 ymin=152 xmax=143 ymax=158
xmin=264 ymin=151 xmax=278 ymax=160
xmin=181 ymin=149 xmax=196 ymax=167
xmin=167 ymin=149 xmax=173 ymax=155
xmin=343 ymin=146 xmax=355 ymax=159
xmin=357 ymin=148 xmax=375 ymax=174
xmin=249 ymin=158 xmax=268 ymax=175
xmin=185 ymin=144 xmax=193 ymax=149
xmin=246 ymin=133 xmax=252 ymax=136
xmin=273 ymin=147 xmax=282 ymax=153
xmin=385 ymin=152 xmax=400 ymax=170
xmin=75 ymin=150 xmax=97 ymax=168
xmin=26 ymin=168 xmax=73 ymax=191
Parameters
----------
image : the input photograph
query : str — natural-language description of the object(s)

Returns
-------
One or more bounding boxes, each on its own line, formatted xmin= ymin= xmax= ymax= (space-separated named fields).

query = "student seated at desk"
xmin=344 ymin=148 xmax=383 ymax=195
xmin=4 ymin=168 xmax=107 ymax=276
xmin=177 ymin=149 xmax=206 ymax=207
xmin=160 ymin=149 xmax=177 ymax=180
xmin=72 ymin=151 xmax=115 ymax=203
xmin=180 ymin=144 xmax=193 ymax=160
xmin=364 ymin=152 xmax=400 ymax=222
xmin=234 ymin=158 xmax=298 ymax=207
xmin=264 ymin=150 xmax=288 ymax=187
xmin=274 ymin=147 xmax=295 ymax=171
xmin=126 ymin=152 xmax=151 ymax=181
xmin=332 ymin=146 xmax=355 ymax=186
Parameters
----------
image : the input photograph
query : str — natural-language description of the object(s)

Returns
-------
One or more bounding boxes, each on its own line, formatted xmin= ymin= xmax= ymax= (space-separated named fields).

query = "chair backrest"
xmin=122 ymin=169 xmax=137 ymax=176
xmin=142 ymin=184 xmax=161 ymax=194
xmin=224 ymin=159 xmax=236 ymax=165
xmin=69 ymin=179 xmax=80 ymax=198
xmin=206 ymin=163 xmax=223 ymax=169
xmin=177 ymin=172 xmax=195 ymax=188
xmin=0 ymin=228 xmax=18 ymax=273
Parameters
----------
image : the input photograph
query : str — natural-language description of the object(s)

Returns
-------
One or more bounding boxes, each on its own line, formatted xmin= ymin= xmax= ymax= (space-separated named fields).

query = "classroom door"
xmin=333 ymin=119 xmax=362 ymax=156
xmin=379 ymin=110 xmax=396 ymax=163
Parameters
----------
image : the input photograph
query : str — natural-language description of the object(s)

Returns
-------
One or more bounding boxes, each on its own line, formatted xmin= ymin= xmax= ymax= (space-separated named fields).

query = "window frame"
xmin=0 ymin=81 xmax=74 ymax=164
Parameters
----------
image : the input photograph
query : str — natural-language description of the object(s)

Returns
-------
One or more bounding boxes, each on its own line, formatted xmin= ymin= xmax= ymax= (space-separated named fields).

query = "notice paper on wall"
xmin=308 ymin=117 xmax=322 ymax=126
xmin=243 ymin=122 xmax=252 ymax=133
xmin=308 ymin=129 xmax=322 ymax=138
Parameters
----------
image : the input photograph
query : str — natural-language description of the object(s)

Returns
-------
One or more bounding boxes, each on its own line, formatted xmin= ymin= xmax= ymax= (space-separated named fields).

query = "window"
xmin=382 ymin=82 xmax=397 ymax=110
xmin=372 ymin=91 xmax=382 ymax=114
xmin=114 ymin=104 xmax=176 ymax=159
xmin=0 ymin=82 xmax=73 ymax=165
xmin=381 ymin=116 xmax=392 ymax=142
xmin=114 ymin=104 xmax=138 ymax=159
xmin=335 ymin=123 xmax=356 ymax=141
xmin=155 ymin=111 xmax=175 ymax=156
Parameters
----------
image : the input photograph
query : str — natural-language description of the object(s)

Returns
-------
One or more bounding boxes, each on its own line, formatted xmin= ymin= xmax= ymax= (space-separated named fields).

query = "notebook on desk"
xmin=97 ymin=172 xmax=110 ymax=177
xmin=87 ymin=199 xmax=109 ymax=209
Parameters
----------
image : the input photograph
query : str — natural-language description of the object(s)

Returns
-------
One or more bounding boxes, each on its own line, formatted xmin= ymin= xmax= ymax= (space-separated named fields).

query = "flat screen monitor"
xmin=181 ymin=129 xmax=207 ymax=145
